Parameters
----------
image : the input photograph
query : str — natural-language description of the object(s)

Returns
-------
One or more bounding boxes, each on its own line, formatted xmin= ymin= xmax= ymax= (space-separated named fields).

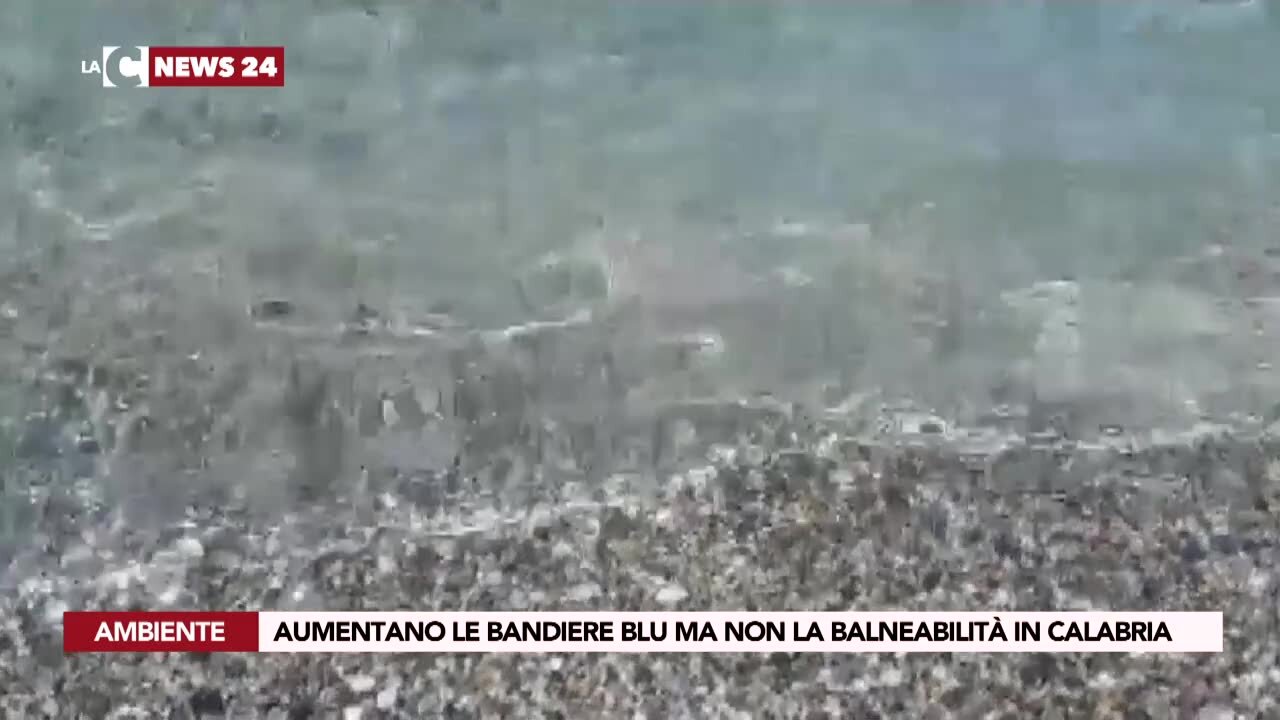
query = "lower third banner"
xmin=62 ymin=611 xmax=1223 ymax=654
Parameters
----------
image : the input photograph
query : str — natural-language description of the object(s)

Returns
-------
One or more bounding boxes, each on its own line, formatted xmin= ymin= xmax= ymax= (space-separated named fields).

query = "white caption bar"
xmin=258 ymin=611 xmax=1222 ymax=654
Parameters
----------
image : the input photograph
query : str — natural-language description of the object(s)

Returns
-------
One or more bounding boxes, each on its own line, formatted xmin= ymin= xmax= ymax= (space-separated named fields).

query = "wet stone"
xmin=1180 ymin=535 xmax=1209 ymax=564
xmin=992 ymin=530 xmax=1021 ymax=561
xmin=189 ymin=687 xmax=226 ymax=717
xmin=250 ymin=299 xmax=294 ymax=319
xmin=598 ymin=506 xmax=636 ymax=543
xmin=920 ymin=501 xmax=949 ymax=542
xmin=287 ymin=699 xmax=316 ymax=720
xmin=1210 ymin=533 xmax=1240 ymax=555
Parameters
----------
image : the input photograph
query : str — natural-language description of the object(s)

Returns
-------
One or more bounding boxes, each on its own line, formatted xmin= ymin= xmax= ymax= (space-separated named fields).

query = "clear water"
xmin=10 ymin=2 xmax=1278 ymax=277
xmin=3 ymin=1 xmax=1280 ymax=544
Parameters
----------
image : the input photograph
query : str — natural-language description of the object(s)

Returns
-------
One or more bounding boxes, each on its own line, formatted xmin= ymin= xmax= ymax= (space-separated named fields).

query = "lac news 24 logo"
xmin=82 ymin=46 xmax=284 ymax=88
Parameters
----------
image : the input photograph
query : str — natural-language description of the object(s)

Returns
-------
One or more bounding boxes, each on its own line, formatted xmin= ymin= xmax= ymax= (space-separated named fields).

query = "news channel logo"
xmin=81 ymin=46 xmax=149 ymax=88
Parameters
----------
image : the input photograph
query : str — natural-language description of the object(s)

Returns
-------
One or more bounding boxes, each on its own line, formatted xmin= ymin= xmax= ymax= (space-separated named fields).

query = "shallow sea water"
xmin=3 ymin=1 xmax=1280 ymax=545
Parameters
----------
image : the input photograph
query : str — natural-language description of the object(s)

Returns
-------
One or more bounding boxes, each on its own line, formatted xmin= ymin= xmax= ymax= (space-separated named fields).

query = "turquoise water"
xmin=3 ymin=2 xmax=1280 ymax=547
xmin=9 ymin=2 xmax=1279 ymax=289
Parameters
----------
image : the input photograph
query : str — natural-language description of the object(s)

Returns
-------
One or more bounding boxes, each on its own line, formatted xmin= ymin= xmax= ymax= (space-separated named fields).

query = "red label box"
xmin=63 ymin=611 xmax=260 ymax=653
xmin=147 ymin=46 xmax=284 ymax=87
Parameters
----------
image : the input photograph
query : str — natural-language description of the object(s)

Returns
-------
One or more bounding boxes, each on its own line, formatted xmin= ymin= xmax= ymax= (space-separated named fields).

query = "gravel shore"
xmin=3 ymin=393 xmax=1277 ymax=719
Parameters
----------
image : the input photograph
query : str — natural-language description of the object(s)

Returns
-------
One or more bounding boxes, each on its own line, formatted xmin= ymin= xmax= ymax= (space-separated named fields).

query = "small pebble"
xmin=174 ymin=537 xmax=205 ymax=561
xmin=1197 ymin=704 xmax=1236 ymax=720
xmin=655 ymin=584 xmax=688 ymax=605
xmin=346 ymin=675 xmax=376 ymax=694
xmin=188 ymin=688 xmax=225 ymax=717
xmin=376 ymin=686 xmax=398 ymax=711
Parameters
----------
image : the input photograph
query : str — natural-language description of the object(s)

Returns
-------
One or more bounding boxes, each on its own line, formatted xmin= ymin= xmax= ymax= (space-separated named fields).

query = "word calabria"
xmin=63 ymin=611 xmax=1222 ymax=654
xmin=81 ymin=46 xmax=284 ymax=88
